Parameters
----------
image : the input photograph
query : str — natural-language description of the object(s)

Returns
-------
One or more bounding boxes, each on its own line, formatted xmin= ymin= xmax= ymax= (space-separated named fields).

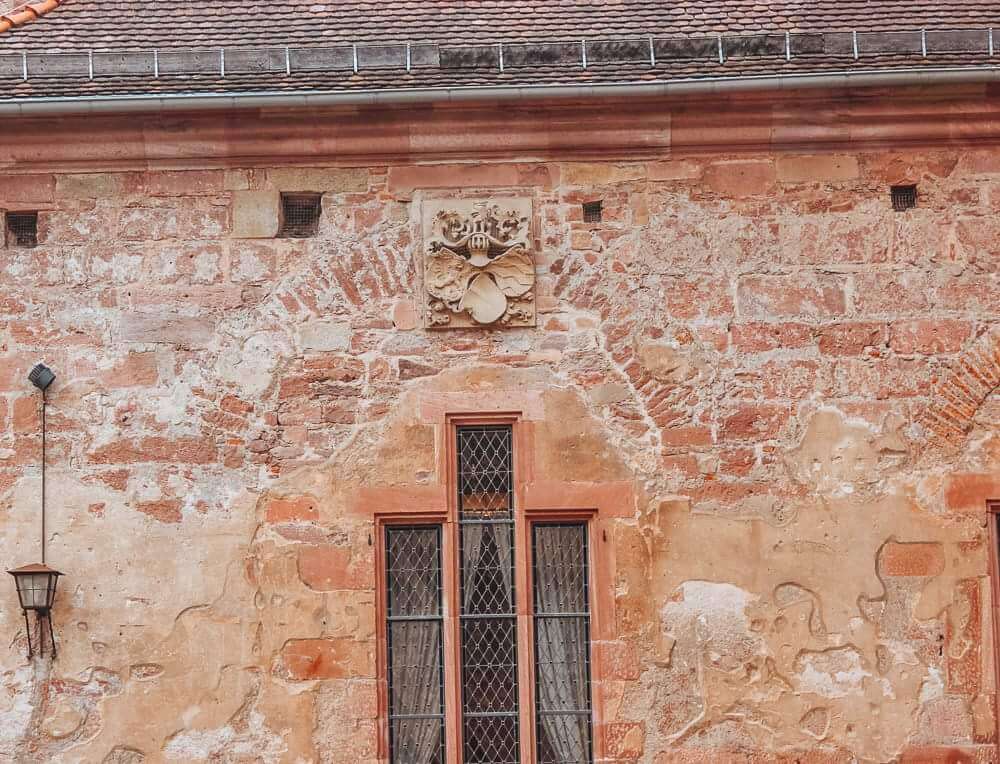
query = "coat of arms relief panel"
xmin=422 ymin=197 xmax=536 ymax=328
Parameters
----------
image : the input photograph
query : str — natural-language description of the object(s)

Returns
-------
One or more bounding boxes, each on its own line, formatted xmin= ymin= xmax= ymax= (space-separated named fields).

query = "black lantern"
xmin=8 ymin=564 xmax=62 ymax=657
xmin=9 ymin=363 xmax=64 ymax=658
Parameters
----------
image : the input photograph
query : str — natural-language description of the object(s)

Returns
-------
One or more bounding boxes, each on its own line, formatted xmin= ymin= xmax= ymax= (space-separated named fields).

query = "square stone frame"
xmin=419 ymin=194 xmax=538 ymax=330
xmin=372 ymin=411 xmax=613 ymax=764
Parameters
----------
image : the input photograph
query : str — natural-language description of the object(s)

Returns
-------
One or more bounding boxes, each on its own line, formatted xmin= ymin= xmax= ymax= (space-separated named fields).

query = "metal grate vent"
xmin=278 ymin=193 xmax=322 ymax=237
xmin=582 ymin=201 xmax=602 ymax=224
xmin=891 ymin=185 xmax=917 ymax=212
xmin=6 ymin=212 xmax=38 ymax=248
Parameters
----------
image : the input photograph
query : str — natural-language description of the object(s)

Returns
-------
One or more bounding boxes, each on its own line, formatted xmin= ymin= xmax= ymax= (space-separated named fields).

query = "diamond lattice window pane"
xmin=461 ymin=617 xmax=519 ymax=714
xmin=536 ymin=713 xmax=591 ymax=764
xmin=458 ymin=426 xmax=513 ymax=519
xmin=533 ymin=524 xmax=588 ymax=614
xmin=389 ymin=621 xmax=443 ymax=717
xmin=533 ymin=524 xmax=593 ymax=764
xmin=385 ymin=526 xmax=445 ymax=764
xmin=387 ymin=526 xmax=442 ymax=617
xmin=391 ymin=718 xmax=445 ymax=764
xmin=463 ymin=714 xmax=520 ymax=764
xmin=462 ymin=522 xmax=515 ymax=616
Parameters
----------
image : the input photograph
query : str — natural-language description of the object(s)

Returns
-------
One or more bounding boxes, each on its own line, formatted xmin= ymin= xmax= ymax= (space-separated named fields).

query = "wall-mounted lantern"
xmin=7 ymin=363 xmax=63 ymax=658
xmin=7 ymin=563 xmax=62 ymax=657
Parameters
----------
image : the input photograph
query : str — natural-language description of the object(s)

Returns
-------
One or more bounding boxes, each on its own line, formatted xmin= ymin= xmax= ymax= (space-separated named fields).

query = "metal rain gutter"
xmin=0 ymin=64 xmax=998 ymax=115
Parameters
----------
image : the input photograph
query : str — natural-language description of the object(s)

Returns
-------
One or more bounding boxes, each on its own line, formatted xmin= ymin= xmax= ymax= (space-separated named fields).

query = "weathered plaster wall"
xmin=1 ymin=127 xmax=999 ymax=763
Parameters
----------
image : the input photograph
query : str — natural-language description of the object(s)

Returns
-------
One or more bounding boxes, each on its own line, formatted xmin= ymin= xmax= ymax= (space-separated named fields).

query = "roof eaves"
xmin=0 ymin=0 xmax=64 ymax=35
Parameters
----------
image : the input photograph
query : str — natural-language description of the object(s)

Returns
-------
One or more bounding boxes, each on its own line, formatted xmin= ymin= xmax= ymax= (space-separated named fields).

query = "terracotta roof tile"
xmin=1 ymin=2 xmax=999 ymax=101
xmin=0 ymin=0 xmax=63 ymax=34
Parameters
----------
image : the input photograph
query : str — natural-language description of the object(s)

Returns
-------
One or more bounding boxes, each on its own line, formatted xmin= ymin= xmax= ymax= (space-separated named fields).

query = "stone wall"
xmin=1 ymin=136 xmax=999 ymax=762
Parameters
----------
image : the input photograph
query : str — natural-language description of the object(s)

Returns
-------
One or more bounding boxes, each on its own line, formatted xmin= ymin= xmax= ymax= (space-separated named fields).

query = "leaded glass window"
xmin=382 ymin=424 xmax=594 ymax=764
xmin=533 ymin=524 xmax=593 ymax=764
xmin=458 ymin=425 xmax=520 ymax=764
xmin=386 ymin=526 xmax=445 ymax=764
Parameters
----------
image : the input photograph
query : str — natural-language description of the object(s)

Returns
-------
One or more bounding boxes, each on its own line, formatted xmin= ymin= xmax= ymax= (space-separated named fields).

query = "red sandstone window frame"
xmin=374 ymin=412 xmax=605 ymax=764
xmin=987 ymin=500 xmax=1000 ymax=751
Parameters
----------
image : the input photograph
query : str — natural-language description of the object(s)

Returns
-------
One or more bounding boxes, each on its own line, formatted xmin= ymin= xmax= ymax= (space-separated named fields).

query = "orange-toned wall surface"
xmin=1 ymin=87 xmax=999 ymax=762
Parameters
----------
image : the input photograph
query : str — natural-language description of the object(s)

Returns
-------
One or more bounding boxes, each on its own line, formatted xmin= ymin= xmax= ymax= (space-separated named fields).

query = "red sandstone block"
xmin=87 ymin=436 xmax=217 ymax=464
xmin=737 ymin=275 xmax=846 ymax=318
xmin=391 ymin=300 xmax=417 ymax=331
xmin=731 ymin=322 xmax=813 ymax=353
xmin=144 ymin=170 xmax=225 ymax=197
xmin=947 ymin=578 xmax=982 ymax=695
xmin=280 ymin=638 xmax=373 ymax=680
xmin=387 ymin=163 xmax=551 ymax=194
xmin=660 ymin=426 xmax=713 ymax=447
xmin=899 ymin=746 xmax=996 ymax=764
xmin=880 ymin=541 xmax=945 ymax=577
xmin=853 ymin=271 xmax=934 ymax=314
xmin=646 ymin=159 xmax=702 ymax=181
xmin=298 ymin=545 xmax=367 ymax=590
xmin=662 ymin=277 xmax=734 ymax=319
xmin=0 ymin=174 xmax=55 ymax=203
xmin=890 ymin=320 xmax=974 ymax=355
xmin=264 ymin=495 xmax=319 ymax=523
xmin=135 ymin=499 xmax=182 ymax=524
xmin=661 ymin=455 xmax=700 ymax=479
xmin=702 ymin=160 xmax=776 ymax=197
xmin=604 ymin=722 xmax=646 ymax=759
xmin=776 ymin=154 xmax=860 ymax=183
xmin=818 ymin=322 xmax=886 ymax=356
xmin=721 ymin=404 xmax=790 ymax=441
xmin=595 ymin=641 xmax=641 ymax=680
xmin=937 ymin=278 xmax=1000 ymax=314
xmin=11 ymin=396 xmax=38 ymax=433
xmin=719 ymin=447 xmax=755 ymax=477
xmin=830 ymin=356 xmax=932 ymax=399
xmin=945 ymin=473 xmax=1000 ymax=514
xmin=759 ymin=359 xmax=824 ymax=399
xmin=100 ymin=352 xmax=159 ymax=389
xmin=220 ymin=393 xmax=253 ymax=415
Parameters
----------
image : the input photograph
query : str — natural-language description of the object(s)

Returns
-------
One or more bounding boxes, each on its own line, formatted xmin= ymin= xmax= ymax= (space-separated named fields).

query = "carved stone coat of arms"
xmin=422 ymin=198 xmax=535 ymax=328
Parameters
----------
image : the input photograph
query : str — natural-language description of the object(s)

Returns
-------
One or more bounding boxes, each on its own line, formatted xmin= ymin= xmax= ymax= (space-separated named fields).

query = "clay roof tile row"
xmin=1 ymin=1 xmax=999 ymax=101
xmin=0 ymin=0 xmax=62 ymax=33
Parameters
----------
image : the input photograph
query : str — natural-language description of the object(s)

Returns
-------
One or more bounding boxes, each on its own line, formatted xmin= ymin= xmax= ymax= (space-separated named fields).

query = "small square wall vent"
xmin=582 ymin=200 xmax=603 ymax=223
xmin=6 ymin=212 xmax=37 ymax=248
xmin=278 ymin=193 xmax=322 ymax=238
xmin=890 ymin=185 xmax=917 ymax=212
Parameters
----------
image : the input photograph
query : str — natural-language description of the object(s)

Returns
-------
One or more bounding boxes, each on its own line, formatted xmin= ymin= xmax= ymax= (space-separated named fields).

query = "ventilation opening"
xmin=890 ymin=185 xmax=917 ymax=212
xmin=582 ymin=200 xmax=603 ymax=223
xmin=278 ymin=193 xmax=322 ymax=238
xmin=6 ymin=212 xmax=37 ymax=248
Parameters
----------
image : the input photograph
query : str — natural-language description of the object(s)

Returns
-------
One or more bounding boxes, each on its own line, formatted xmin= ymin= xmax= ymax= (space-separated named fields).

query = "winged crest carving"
xmin=423 ymin=198 xmax=536 ymax=328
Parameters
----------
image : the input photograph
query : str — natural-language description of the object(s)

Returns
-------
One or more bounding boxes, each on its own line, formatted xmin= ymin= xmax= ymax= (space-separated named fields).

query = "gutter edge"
xmin=0 ymin=64 xmax=998 ymax=116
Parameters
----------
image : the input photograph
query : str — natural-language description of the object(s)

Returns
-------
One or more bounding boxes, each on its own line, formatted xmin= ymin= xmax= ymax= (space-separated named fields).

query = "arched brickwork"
xmin=919 ymin=326 xmax=1000 ymax=452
